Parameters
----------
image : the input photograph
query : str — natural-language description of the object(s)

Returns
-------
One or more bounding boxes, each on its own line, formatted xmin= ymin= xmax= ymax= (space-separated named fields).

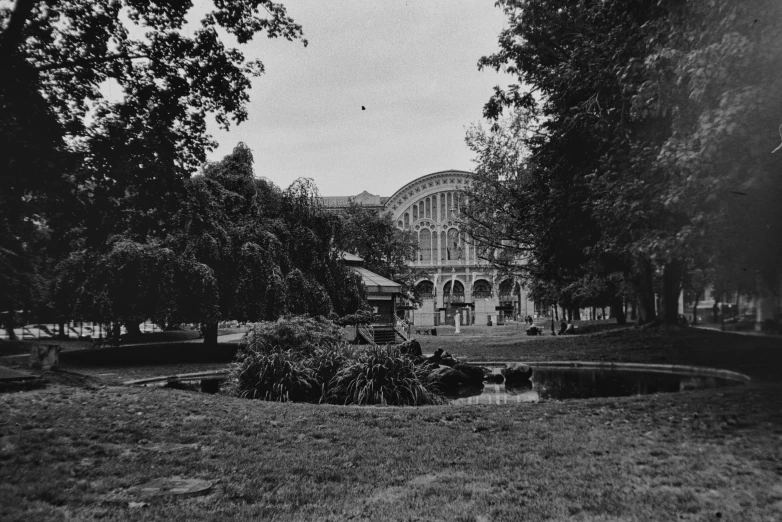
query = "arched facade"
xmin=320 ymin=169 xmax=534 ymax=326
xmin=384 ymin=170 xmax=533 ymax=326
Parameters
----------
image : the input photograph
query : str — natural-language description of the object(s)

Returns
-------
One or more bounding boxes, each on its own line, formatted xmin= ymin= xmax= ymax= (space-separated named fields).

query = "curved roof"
xmin=384 ymin=170 xmax=472 ymax=207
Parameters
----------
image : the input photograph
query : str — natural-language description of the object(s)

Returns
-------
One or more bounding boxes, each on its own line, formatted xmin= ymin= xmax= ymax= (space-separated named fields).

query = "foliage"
xmin=0 ymin=0 xmax=306 ymax=323
xmin=334 ymin=202 xmax=426 ymax=301
xmin=469 ymin=0 xmax=782 ymax=323
xmin=229 ymin=350 xmax=319 ymax=402
xmin=326 ymin=344 xmax=443 ymax=406
xmin=229 ymin=316 xmax=442 ymax=406
xmin=241 ymin=316 xmax=344 ymax=356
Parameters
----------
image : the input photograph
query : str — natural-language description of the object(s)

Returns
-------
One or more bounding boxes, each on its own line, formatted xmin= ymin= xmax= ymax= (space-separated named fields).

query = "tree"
xmin=474 ymin=0 xmax=781 ymax=325
xmin=334 ymin=203 xmax=422 ymax=298
xmin=1 ymin=0 xmax=306 ymax=328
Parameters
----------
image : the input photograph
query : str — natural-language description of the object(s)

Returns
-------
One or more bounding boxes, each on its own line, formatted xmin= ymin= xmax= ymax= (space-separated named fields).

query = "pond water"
xmin=450 ymin=364 xmax=747 ymax=405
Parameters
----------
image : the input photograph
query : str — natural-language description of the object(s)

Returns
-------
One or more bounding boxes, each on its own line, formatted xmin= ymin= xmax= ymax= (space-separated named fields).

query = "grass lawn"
xmin=1 ymin=326 xmax=781 ymax=521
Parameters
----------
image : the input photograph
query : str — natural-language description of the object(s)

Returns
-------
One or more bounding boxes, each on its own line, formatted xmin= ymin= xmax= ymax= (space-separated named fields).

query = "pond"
xmin=450 ymin=362 xmax=749 ymax=405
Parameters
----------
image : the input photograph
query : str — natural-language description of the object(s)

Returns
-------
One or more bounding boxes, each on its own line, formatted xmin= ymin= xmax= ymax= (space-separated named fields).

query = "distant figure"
xmin=526 ymin=315 xmax=533 ymax=325
xmin=558 ymin=320 xmax=567 ymax=335
xmin=564 ymin=321 xmax=575 ymax=335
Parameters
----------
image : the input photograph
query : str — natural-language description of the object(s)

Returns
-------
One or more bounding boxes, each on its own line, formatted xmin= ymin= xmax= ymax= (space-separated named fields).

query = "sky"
xmin=204 ymin=1 xmax=512 ymax=197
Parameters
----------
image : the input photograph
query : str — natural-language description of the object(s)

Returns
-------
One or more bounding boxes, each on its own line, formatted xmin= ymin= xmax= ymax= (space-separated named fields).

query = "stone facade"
xmin=323 ymin=169 xmax=535 ymax=327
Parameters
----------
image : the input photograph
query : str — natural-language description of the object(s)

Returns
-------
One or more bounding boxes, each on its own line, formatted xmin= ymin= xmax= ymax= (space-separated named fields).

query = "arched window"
xmin=419 ymin=201 xmax=424 ymax=220
xmin=419 ymin=229 xmax=432 ymax=261
xmin=443 ymin=280 xmax=465 ymax=303
xmin=397 ymin=220 xmax=403 ymax=229
xmin=413 ymin=205 xmax=418 ymax=221
xmin=447 ymin=228 xmax=461 ymax=260
xmin=473 ymin=279 xmax=492 ymax=298
xmin=440 ymin=193 xmax=446 ymax=221
xmin=440 ymin=231 xmax=446 ymax=260
xmin=404 ymin=213 xmax=409 ymax=229
xmin=425 ymin=198 xmax=431 ymax=218
xmin=416 ymin=280 xmax=434 ymax=298
xmin=499 ymin=279 xmax=515 ymax=303
xmin=447 ymin=193 xmax=452 ymax=218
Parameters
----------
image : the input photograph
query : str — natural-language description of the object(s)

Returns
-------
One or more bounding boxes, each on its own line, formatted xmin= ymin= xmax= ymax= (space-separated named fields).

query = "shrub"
xmin=241 ymin=315 xmax=343 ymax=355
xmin=325 ymin=345 xmax=443 ymax=406
xmin=229 ymin=316 xmax=444 ymax=406
xmin=228 ymin=350 xmax=318 ymax=402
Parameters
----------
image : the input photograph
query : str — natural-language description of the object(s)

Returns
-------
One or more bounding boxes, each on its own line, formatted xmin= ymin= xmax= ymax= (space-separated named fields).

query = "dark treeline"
xmin=463 ymin=0 xmax=782 ymax=325
xmin=0 ymin=1 xmax=419 ymax=342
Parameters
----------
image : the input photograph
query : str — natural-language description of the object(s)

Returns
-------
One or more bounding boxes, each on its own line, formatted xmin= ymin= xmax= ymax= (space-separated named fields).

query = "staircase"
xmin=356 ymin=323 xmax=407 ymax=345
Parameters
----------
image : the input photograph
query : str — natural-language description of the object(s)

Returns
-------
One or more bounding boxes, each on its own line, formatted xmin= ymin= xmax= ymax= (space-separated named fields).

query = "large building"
xmin=322 ymin=169 xmax=535 ymax=327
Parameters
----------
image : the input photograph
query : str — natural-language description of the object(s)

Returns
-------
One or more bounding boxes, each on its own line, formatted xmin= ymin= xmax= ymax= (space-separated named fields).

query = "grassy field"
xmin=1 ymin=325 xmax=781 ymax=521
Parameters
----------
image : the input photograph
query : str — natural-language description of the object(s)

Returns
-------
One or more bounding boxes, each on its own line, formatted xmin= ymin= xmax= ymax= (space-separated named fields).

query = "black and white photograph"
xmin=1 ymin=0 xmax=781 ymax=520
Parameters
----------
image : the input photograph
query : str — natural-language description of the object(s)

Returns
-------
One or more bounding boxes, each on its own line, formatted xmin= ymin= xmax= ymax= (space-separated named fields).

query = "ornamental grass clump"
xmin=230 ymin=316 xmax=443 ymax=406
xmin=326 ymin=345 xmax=443 ymax=406
xmin=228 ymin=350 xmax=319 ymax=402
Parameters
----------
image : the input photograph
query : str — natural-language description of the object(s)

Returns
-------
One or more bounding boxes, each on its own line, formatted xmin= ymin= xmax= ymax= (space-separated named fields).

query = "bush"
xmin=228 ymin=350 xmax=319 ymax=402
xmin=325 ymin=345 xmax=443 ymax=406
xmin=229 ymin=316 xmax=444 ymax=406
xmin=242 ymin=316 xmax=343 ymax=355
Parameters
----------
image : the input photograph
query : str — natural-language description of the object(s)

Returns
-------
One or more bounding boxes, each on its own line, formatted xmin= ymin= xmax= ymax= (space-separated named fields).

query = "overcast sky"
xmin=205 ymin=1 xmax=512 ymax=197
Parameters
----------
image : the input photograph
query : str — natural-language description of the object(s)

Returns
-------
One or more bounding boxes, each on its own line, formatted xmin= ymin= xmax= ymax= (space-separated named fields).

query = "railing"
xmin=444 ymin=294 xmax=465 ymax=304
xmin=498 ymin=293 xmax=516 ymax=303
xmin=357 ymin=324 xmax=376 ymax=346
xmin=394 ymin=326 xmax=409 ymax=343
xmin=473 ymin=291 xmax=492 ymax=299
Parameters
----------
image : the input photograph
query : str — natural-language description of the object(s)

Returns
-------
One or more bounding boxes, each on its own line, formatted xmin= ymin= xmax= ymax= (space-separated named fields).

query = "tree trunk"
xmin=610 ymin=296 xmax=626 ymax=325
xmin=125 ymin=321 xmax=142 ymax=338
xmin=58 ymin=321 xmax=66 ymax=339
xmin=203 ymin=322 xmax=218 ymax=345
xmin=755 ymin=271 xmax=777 ymax=331
xmin=553 ymin=306 xmax=559 ymax=321
xmin=5 ymin=310 xmax=18 ymax=340
xmin=634 ymin=258 xmax=657 ymax=324
xmin=660 ymin=259 xmax=684 ymax=324
xmin=690 ymin=289 xmax=701 ymax=325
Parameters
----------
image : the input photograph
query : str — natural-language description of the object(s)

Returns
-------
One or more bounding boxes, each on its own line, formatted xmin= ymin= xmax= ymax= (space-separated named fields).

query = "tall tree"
xmin=1 ymin=0 xmax=306 ymax=328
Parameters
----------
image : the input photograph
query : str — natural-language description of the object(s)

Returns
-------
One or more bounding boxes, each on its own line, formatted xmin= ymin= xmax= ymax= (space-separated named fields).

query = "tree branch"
xmin=34 ymin=52 xmax=150 ymax=72
xmin=0 ymin=0 xmax=39 ymax=59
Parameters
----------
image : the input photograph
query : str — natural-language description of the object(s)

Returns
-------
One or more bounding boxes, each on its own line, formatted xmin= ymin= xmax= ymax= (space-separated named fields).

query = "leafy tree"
xmin=1 ymin=0 xmax=306 ymax=329
xmin=472 ymin=0 xmax=781 ymax=325
xmin=334 ymin=203 xmax=422 ymax=299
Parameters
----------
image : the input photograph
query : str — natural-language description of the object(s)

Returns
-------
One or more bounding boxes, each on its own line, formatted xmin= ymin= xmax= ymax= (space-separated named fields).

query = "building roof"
xmin=339 ymin=252 xmax=364 ymax=266
xmin=350 ymin=266 xmax=402 ymax=295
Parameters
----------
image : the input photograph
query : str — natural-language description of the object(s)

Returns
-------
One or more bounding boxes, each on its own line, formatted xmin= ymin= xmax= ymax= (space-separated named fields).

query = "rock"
xmin=484 ymin=373 xmax=505 ymax=384
xmin=398 ymin=340 xmax=422 ymax=357
xmin=29 ymin=344 xmax=60 ymax=371
xmin=428 ymin=366 xmax=470 ymax=389
xmin=502 ymin=363 xmax=533 ymax=385
xmin=453 ymin=364 xmax=485 ymax=386
xmin=440 ymin=356 xmax=458 ymax=367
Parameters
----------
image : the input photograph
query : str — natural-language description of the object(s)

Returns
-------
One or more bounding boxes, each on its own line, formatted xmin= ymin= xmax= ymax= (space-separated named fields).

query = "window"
xmin=413 ymin=205 xmax=418 ymax=221
xmin=404 ymin=213 xmax=409 ymax=229
xmin=440 ymin=231 xmax=446 ymax=260
xmin=440 ymin=194 xmax=446 ymax=221
xmin=419 ymin=229 xmax=431 ymax=261
xmin=425 ymin=198 xmax=431 ymax=218
xmin=473 ymin=280 xmax=492 ymax=298
xmin=447 ymin=228 xmax=460 ymax=260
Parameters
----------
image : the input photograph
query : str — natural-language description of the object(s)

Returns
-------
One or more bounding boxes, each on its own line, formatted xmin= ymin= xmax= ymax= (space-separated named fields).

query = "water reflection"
xmin=450 ymin=366 xmax=742 ymax=405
